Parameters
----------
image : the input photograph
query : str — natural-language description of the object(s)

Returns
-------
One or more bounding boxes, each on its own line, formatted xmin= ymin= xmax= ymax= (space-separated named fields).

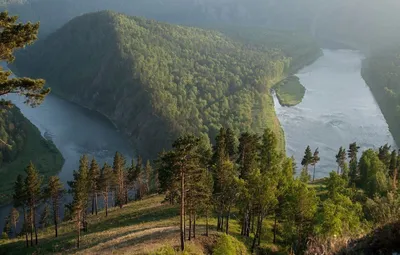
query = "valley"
xmin=1 ymin=1 xmax=400 ymax=254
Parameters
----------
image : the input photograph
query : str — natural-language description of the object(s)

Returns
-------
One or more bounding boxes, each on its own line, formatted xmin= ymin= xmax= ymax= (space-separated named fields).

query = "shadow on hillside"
xmin=98 ymin=227 xmax=179 ymax=252
xmin=0 ymin=205 xmax=178 ymax=255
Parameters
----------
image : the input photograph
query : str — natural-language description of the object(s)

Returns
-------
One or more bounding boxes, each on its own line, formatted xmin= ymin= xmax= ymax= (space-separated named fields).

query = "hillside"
xmin=2 ymin=0 xmax=400 ymax=51
xmin=0 ymin=195 xmax=249 ymax=255
xmin=12 ymin=11 xmax=321 ymax=158
xmin=0 ymin=106 xmax=64 ymax=204
xmin=361 ymin=48 xmax=400 ymax=147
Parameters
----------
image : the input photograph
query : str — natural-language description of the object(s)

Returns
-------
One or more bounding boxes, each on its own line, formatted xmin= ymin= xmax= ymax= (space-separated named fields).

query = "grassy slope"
xmin=274 ymin=76 xmax=306 ymax=107
xmin=0 ymin=108 xmax=64 ymax=205
xmin=0 ymin=194 xmax=282 ymax=254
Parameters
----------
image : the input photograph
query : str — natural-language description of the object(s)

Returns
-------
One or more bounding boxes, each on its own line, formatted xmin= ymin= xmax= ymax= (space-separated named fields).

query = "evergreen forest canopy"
xmin=362 ymin=47 xmax=400 ymax=147
xmin=12 ymin=11 xmax=321 ymax=157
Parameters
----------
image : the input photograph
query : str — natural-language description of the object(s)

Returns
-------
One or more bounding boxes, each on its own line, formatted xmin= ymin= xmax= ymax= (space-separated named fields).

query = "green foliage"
xmin=274 ymin=76 xmax=306 ymax=106
xmin=359 ymin=149 xmax=388 ymax=197
xmin=362 ymin=48 xmax=400 ymax=148
xmin=282 ymin=180 xmax=317 ymax=253
xmin=213 ymin=234 xmax=249 ymax=255
xmin=0 ymin=11 xmax=49 ymax=108
xmin=316 ymin=194 xmax=364 ymax=238
xmin=13 ymin=11 xmax=322 ymax=157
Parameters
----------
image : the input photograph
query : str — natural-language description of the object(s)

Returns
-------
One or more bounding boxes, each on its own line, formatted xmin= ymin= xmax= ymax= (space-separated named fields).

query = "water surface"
xmin=274 ymin=49 xmax=396 ymax=178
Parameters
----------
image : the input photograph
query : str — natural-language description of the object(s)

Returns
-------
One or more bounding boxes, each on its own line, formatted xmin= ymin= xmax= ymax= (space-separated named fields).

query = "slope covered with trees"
xmin=12 ymin=11 xmax=321 ymax=158
xmin=361 ymin=47 xmax=400 ymax=147
xmin=1 ymin=128 xmax=399 ymax=254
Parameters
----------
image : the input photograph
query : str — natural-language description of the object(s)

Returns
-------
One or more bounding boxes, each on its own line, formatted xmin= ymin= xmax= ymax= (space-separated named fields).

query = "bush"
xmin=150 ymin=243 xmax=204 ymax=255
xmin=213 ymin=234 xmax=249 ymax=255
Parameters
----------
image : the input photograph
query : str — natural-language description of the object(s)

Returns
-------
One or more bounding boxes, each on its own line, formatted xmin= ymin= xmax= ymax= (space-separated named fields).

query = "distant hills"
xmin=12 ymin=11 xmax=321 ymax=157
xmin=2 ymin=0 xmax=400 ymax=51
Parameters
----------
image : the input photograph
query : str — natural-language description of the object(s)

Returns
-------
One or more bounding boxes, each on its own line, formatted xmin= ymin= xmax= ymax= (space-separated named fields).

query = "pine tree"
xmin=88 ymin=158 xmax=100 ymax=215
xmin=301 ymin=146 xmax=313 ymax=173
xmin=158 ymin=135 xmax=203 ymax=251
xmin=389 ymin=150 xmax=398 ymax=190
xmin=311 ymin=148 xmax=320 ymax=181
xmin=134 ymin=155 xmax=144 ymax=200
xmin=13 ymin=174 xmax=28 ymax=246
xmin=0 ymin=11 xmax=49 ymax=109
xmin=39 ymin=204 xmax=50 ymax=229
xmin=236 ymin=132 xmax=259 ymax=237
xmin=225 ymin=128 xmax=237 ymax=160
xmin=99 ymin=163 xmax=114 ymax=217
xmin=24 ymin=162 xmax=42 ymax=246
xmin=10 ymin=207 xmax=19 ymax=238
xmin=348 ymin=142 xmax=360 ymax=184
xmin=44 ymin=176 xmax=63 ymax=237
xmin=378 ymin=144 xmax=392 ymax=169
xmin=69 ymin=155 xmax=89 ymax=248
xmin=113 ymin=152 xmax=126 ymax=208
xmin=144 ymin=160 xmax=152 ymax=194
xmin=335 ymin=147 xmax=347 ymax=174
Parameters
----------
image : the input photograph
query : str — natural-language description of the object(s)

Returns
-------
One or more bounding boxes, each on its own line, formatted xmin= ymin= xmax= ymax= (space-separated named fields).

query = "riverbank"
xmin=0 ymin=107 xmax=64 ymax=205
xmin=274 ymin=76 xmax=306 ymax=107
xmin=361 ymin=48 xmax=400 ymax=148
xmin=274 ymin=49 xmax=395 ymax=178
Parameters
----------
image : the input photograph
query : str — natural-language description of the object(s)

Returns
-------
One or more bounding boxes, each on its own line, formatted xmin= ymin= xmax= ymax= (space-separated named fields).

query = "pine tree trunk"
xmin=180 ymin=170 xmax=185 ymax=251
xmin=206 ymin=210 xmax=209 ymax=237
xmin=221 ymin=214 xmax=224 ymax=233
xmin=188 ymin=212 xmax=192 ymax=241
xmin=225 ymin=207 xmax=231 ymax=235
xmin=30 ymin=207 xmax=33 ymax=246
xmin=313 ymin=165 xmax=316 ymax=181
xmin=54 ymin=203 xmax=58 ymax=237
xmin=34 ymin=210 xmax=38 ymax=245
xmin=251 ymin=214 xmax=262 ymax=253
xmin=393 ymin=167 xmax=398 ymax=190
xmin=258 ymin=216 xmax=264 ymax=246
xmin=273 ymin=212 xmax=277 ymax=244
xmin=193 ymin=214 xmax=196 ymax=239
xmin=23 ymin=207 xmax=28 ymax=247
xmin=91 ymin=193 xmax=95 ymax=215
xmin=246 ymin=209 xmax=251 ymax=237
xmin=105 ymin=194 xmax=108 ymax=217
xmin=251 ymin=212 xmax=255 ymax=233
xmin=77 ymin=211 xmax=80 ymax=248
xmin=95 ymin=193 xmax=98 ymax=215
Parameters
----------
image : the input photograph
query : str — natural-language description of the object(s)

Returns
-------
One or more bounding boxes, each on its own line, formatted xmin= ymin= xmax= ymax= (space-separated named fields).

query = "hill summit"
xmin=13 ymin=11 xmax=319 ymax=157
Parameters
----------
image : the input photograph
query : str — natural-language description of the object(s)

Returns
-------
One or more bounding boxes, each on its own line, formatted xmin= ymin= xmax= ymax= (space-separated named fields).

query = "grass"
xmin=0 ymin=178 xmax=332 ymax=254
xmin=274 ymin=76 xmax=306 ymax=107
xmin=0 ymin=109 xmax=64 ymax=205
xmin=0 ymin=194 xmax=283 ymax=255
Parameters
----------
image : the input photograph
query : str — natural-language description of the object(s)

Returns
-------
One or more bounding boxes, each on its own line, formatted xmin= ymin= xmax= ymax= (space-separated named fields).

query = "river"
xmin=274 ymin=49 xmax=396 ymax=178
xmin=0 ymin=91 xmax=134 ymax=230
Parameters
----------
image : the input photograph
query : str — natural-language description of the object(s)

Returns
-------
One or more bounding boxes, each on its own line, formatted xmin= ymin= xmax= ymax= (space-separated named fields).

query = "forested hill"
xmin=0 ymin=107 xmax=64 ymax=204
xmin=12 ymin=11 xmax=321 ymax=158
xmin=361 ymin=47 xmax=400 ymax=146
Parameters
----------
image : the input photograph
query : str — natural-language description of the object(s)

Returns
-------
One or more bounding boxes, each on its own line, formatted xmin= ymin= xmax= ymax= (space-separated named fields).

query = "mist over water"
xmin=274 ymin=49 xmax=396 ymax=178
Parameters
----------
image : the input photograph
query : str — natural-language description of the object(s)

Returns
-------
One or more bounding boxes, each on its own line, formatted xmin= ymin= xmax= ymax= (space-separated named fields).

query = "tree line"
xmin=156 ymin=128 xmax=400 ymax=254
xmin=3 ymin=152 xmax=157 ymax=248
xmin=3 ymin=127 xmax=400 ymax=253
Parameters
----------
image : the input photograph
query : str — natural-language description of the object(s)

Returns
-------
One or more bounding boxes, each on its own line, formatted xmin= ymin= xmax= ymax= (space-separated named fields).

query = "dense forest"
xmin=12 ymin=11 xmax=321 ymax=158
xmin=1 ymin=128 xmax=399 ymax=254
xmin=0 ymin=108 xmax=27 ymax=165
xmin=0 ymin=106 xmax=64 ymax=205
xmin=361 ymin=47 xmax=400 ymax=147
